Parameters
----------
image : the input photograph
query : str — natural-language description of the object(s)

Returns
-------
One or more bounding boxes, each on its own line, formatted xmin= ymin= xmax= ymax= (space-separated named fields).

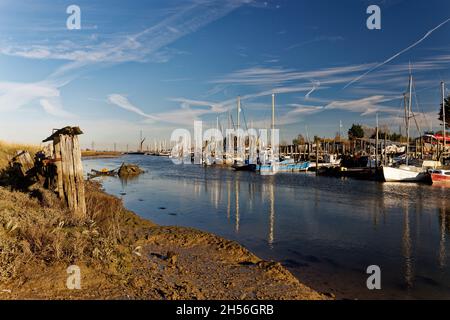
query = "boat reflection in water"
xmin=84 ymin=156 xmax=450 ymax=299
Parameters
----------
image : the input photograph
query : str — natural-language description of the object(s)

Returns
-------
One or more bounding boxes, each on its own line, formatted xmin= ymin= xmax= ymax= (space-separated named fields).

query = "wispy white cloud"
xmin=0 ymin=80 xmax=74 ymax=118
xmin=108 ymin=94 xmax=221 ymax=126
xmin=0 ymin=0 xmax=252 ymax=118
xmin=325 ymin=95 xmax=400 ymax=116
xmin=287 ymin=104 xmax=324 ymax=115
xmin=1 ymin=0 xmax=250 ymax=68
xmin=107 ymin=94 xmax=159 ymax=121
xmin=39 ymin=99 xmax=76 ymax=118
xmin=344 ymin=17 xmax=450 ymax=88
xmin=0 ymin=81 xmax=58 ymax=111
xmin=285 ymin=36 xmax=344 ymax=51
xmin=108 ymin=84 xmax=315 ymax=126
xmin=212 ymin=64 xmax=374 ymax=87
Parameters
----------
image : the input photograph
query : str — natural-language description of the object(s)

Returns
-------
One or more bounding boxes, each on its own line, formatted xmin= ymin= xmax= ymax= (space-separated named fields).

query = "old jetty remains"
xmin=88 ymin=163 xmax=144 ymax=179
xmin=43 ymin=126 xmax=86 ymax=219
xmin=118 ymin=163 xmax=143 ymax=177
xmin=10 ymin=151 xmax=35 ymax=177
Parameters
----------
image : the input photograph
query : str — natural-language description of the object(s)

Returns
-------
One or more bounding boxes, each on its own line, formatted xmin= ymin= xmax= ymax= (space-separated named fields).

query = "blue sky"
xmin=0 ymin=0 xmax=449 ymax=150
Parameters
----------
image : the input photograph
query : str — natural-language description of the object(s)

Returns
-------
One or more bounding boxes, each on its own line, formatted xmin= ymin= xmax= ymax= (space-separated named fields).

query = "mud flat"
xmin=0 ymin=180 xmax=326 ymax=300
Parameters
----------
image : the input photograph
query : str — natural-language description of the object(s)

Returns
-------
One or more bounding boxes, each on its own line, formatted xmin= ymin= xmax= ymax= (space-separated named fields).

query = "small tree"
xmin=348 ymin=124 xmax=364 ymax=140
xmin=292 ymin=134 xmax=306 ymax=145
xmin=439 ymin=94 xmax=450 ymax=128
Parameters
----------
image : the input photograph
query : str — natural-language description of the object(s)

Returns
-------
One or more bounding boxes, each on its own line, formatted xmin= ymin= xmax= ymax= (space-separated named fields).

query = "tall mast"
xmin=375 ymin=113 xmax=379 ymax=167
xmin=271 ymin=93 xmax=275 ymax=131
xmin=442 ymin=81 xmax=446 ymax=157
xmin=237 ymin=96 xmax=241 ymax=130
xmin=406 ymin=73 xmax=413 ymax=166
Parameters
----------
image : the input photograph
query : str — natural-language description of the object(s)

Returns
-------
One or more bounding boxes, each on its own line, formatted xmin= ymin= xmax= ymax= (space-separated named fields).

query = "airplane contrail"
xmin=305 ymin=80 xmax=320 ymax=99
xmin=344 ymin=17 xmax=450 ymax=89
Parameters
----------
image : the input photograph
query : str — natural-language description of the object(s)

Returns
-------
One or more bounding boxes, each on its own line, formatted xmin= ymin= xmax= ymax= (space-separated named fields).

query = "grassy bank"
xmin=0 ymin=143 xmax=325 ymax=300
xmin=81 ymin=150 xmax=123 ymax=159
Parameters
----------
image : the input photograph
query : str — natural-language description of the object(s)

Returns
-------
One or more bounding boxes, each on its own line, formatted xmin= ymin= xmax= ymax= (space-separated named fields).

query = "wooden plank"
xmin=61 ymin=136 xmax=74 ymax=211
xmin=53 ymin=136 xmax=64 ymax=198
xmin=12 ymin=151 xmax=34 ymax=176
xmin=60 ymin=136 xmax=69 ymax=205
xmin=66 ymin=136 xmax=77 ymax=213
xmin=72 ymin=135 xmax=86 ymax=218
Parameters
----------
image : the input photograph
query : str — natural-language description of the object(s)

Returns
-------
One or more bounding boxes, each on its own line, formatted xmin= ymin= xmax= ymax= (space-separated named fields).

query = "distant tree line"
xmin=439 ymin=94 xmax=450 ymax=128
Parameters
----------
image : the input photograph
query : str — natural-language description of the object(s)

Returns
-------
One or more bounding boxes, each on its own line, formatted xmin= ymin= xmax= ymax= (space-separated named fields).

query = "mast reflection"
xmin=439 ymin=202 xmax=448 ymax=269
xmin=402 ymin=201 xmax=414 ymax=289
xmin=268 ymin=182 xmax=275 ymax=247
xmin=235 ymin=179 xmax=240 ymax=233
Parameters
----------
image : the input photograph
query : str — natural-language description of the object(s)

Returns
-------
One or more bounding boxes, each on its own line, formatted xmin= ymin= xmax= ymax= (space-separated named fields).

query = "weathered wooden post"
xmin=43 ymin=127 xmax=86 ymax=219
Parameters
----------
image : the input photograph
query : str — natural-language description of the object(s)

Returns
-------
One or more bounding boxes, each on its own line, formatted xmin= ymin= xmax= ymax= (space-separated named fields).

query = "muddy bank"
xmin=0 ymin=181 xmax=326 ymax=300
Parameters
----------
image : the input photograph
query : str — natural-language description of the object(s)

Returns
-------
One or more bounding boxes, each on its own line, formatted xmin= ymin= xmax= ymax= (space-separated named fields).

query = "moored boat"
xmin=382 ymin=165 xmax=429 ymax=182
xmin=232 ymin=163 xmax=257 ymax=171
xmin=258 ymin=161 xmax=279 ymax=176
xmin=381 ymin=68 xmax=436 ymax=183
xmin=430 ymin=169 xmax=450 ymax=185
xmin=278 ymin=160 xmax=310 ymax=172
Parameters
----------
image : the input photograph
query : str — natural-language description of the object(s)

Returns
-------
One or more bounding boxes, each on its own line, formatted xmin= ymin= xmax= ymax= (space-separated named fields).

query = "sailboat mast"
xmin=442 ymin=81 xmax=446 ymax=156
xmin=406 ymin=74 xmax=413 ymax=165
xmin=272 ymin=93 xmax=275 ymax=131
xmin=376 ymin=113 xmax=379 ymax=167
xmin=237 ymin=96 xmax=241 ymax=130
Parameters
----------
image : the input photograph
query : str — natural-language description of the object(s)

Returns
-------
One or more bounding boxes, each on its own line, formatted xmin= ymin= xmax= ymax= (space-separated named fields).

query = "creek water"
xmin=84 ymin=155 xmax=450 ymax=299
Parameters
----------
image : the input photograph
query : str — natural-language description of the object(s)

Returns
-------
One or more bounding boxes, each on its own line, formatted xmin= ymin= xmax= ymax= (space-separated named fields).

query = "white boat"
xmin=382 ymin=69 xmax=429 ymax=182
xmin=382 ymin=165 xmax=429 ymax=182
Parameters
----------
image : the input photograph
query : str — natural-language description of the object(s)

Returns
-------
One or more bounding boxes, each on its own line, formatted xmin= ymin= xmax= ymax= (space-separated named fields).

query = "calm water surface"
xmin=84 ymin=155 xmax=450 ymax=299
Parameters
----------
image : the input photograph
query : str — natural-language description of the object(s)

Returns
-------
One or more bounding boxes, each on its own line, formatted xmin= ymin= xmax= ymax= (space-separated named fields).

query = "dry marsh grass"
xmin=0 ymin=140 xmax=154 ymax=283
xmin=0 ymin=140 xmax=40 ymax=169
xmin=0 ymin=181 xmax=153 ymax=283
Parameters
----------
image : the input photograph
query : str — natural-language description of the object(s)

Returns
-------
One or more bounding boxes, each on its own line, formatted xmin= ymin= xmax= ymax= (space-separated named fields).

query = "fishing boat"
xmin=259 ymin=161 xmax=280 ymax=176
xmin=278 ymin=159 xmax=310 ymax=172
xmin=382 ymin=70 xmax=429 ymax=182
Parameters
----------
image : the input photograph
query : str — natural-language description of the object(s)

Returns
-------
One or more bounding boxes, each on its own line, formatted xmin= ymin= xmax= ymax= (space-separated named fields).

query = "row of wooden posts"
xmin=10 ymin=128 xmax=86 ymax=219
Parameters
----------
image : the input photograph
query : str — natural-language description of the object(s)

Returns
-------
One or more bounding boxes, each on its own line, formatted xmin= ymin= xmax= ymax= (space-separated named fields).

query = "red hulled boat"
xmin=430 ymin=169 xmax=450 ymax=185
